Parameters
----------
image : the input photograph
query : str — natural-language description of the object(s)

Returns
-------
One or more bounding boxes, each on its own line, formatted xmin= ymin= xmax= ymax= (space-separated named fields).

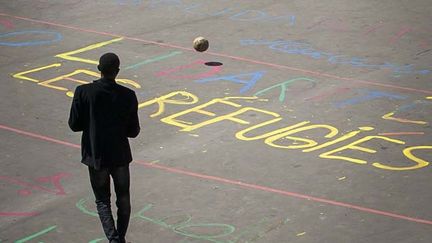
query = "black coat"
xmin=68 ymin=78 xmax=140 ymax=169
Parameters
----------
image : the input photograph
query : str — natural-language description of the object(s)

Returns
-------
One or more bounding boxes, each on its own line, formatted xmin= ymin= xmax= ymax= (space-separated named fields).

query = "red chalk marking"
xmin=156 ymin=59 xmax=223 ymax=79
xmin=389 ymin=26 xmax=413 ymax=44
xmin=0 ymin=211 xmax=39 ymax=217
xmin=378 ymin=132 xmax=425 ymax=136
xmin=1 ymin=13 xmax=431 ymax=95
xmin=1 ymin=124 xmax=432 ymax=226
xmin=0 ymin=124 xmax=80 ymax=148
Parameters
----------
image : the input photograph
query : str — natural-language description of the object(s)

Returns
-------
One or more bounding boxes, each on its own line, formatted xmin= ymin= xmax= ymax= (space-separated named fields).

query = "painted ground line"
xmin=0 ymin=124 xmax=80 ymax=148
xmin=1 ymin=13 xmax=432 ymax=95
xmin=135 ymin=161 xmax=432 ymax=226
xmin=1 ymin=124 xmax=432 ymax=226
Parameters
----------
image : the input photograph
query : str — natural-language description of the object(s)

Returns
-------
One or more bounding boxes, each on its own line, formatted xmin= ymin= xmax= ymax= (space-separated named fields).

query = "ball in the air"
xmin=193 ymin=37 xmax=209 ymax=52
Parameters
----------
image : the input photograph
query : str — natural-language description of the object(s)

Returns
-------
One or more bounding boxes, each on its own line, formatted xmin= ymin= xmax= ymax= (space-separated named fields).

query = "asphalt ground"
xmin=0 ymin=0 xmax=431 ymax=242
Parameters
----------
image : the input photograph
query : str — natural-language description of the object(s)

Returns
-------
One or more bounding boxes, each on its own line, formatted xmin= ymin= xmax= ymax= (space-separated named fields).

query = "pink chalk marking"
xmin=0 ymin=211 xmax=39 ymax=217
xmin=328 ymin=18 xmax=350 ymax=32
xmin=363 ymin=23 xmax=385 ymax=36
xmin=418 ymin=40 xmax=429 ymax=49
xmin=378 ymin=132 xmax=425 ymax=136
xmin=306 ymin=18 xmax=329 ymax=30
xmin=307 ymin=18 xmax=349 ymax=32
xmin=1 ymin=124 xmax=432 ymax=226
xmin=0 ymin=13 xmax=431 ymax=95
xmin=155 ymin=59 xmax=222 ymax=79
xmin=0 ymin=18 xmax=14 ymax=29
xmin=0 ymin=172 xmax=71 ymax=196
xmin=389 ymin=26 xmax=413 ymax=44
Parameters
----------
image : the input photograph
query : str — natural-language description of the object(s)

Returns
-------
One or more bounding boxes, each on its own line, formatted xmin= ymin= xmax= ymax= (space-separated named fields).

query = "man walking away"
xmin=69 ymin=53 xmax=140 ymax=243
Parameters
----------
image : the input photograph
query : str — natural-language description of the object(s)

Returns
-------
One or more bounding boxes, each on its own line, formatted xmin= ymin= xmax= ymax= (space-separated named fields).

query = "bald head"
xmin=98 ymin=52 xmax=120 ymax=78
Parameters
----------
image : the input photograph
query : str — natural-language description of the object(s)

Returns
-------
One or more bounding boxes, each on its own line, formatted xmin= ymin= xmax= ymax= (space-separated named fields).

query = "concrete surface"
xmin=0 ymin=0 xmax=431 ymax=242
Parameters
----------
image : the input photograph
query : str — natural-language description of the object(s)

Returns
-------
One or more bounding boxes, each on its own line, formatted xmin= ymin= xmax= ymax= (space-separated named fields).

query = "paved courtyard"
xmin=0 ymin=0 xmax=431 ymax=242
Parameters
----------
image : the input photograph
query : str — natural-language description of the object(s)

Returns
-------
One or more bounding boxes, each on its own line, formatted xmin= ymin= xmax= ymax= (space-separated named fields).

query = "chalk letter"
xmin=319 ymin=135 xmax=405 ymax=164
xmin=55 ymin=37 xmax=123 ymax=64
xmin=303 ymin=127 xmax=374 ymax=152
xmin=236 ymin=119 xmax=309 ymax=141
xmin=37 ymin=69 xmax=140 ymax=97
xmin=138 ymin=91 xmax=199 ymax=117
xmin=265 ymin=124 xmax=338 ymax=149
xmin=382 ymin=112 xmax=427 ymax=125
xmin=372 ymin=146 xmax=431 ymax=170
xmin=12 ymin=63 xmax=62 ymax=83
xmin=161 ymin=96 xmax=277 ymax=131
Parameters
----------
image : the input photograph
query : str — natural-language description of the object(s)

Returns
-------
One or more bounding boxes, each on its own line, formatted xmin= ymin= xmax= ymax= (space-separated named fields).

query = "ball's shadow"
xmin=204 ymin=62 xmax=223 ymax=66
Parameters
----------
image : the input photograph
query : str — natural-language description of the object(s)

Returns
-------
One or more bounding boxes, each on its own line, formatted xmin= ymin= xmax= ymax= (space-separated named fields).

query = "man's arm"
xmin=126 ymin=92 xmax=140 ymax=138
xmin=68 ymin=86 xmax=85 ymax=132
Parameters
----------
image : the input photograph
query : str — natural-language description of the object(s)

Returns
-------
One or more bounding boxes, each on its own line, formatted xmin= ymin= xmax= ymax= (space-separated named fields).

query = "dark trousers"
xmin=89 ymin=165 xmax=131 ymax=243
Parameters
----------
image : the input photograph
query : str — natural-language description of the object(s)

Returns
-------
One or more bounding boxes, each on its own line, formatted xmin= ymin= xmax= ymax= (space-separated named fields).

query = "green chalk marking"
xmin=125 ymin=51 xmax=183 ymax=70
xmin=88 ymin=237 xmax=105 ymax=243
xmin=76 ymin=198 xmax=246 ymax=243
xmin=255 ymin=77 xmax=317 ymax=102
xmin=76 ymin=197 xmax=98 ymax=217
xmin=15 ymin=225 xmax=56 ymax=243
xmin=134 ymin=204 xmax=235 ymax=243
xmin=174 ymin=223 xmax=236 ymax=240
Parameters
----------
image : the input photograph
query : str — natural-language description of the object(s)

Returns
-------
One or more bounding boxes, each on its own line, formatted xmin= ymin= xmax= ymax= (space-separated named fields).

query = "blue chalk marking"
xmin=148 ymin=1 xmax=298 ymax=24
xmin=290 ymin=16 xmax=296 ymax=25
xmin=182 ymin=3 xmax=205 ymax=15
xmin=334 ymin=90 xmax=406 ymax=108
xmin=240 ymin=39 xmax=431 ymax=76
xmin=195 ymin=71 xmax=266 ymax=94
xmin=149 ymin=0 xmax=183 ymax=8
xmin=265 ymin=14 xmax=296 ymax=22
xmin=116 ymin=0 xmax=141 ymax=5
xmin=0 ymin=30 xmax=62 ymax=47
xmin=398 ymin=103 xmax=418 ymax=112
xmin=230 ymin=10 xmax=267 ymax=21
xmin=209 ymin=8 xmax=235 ymax=17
